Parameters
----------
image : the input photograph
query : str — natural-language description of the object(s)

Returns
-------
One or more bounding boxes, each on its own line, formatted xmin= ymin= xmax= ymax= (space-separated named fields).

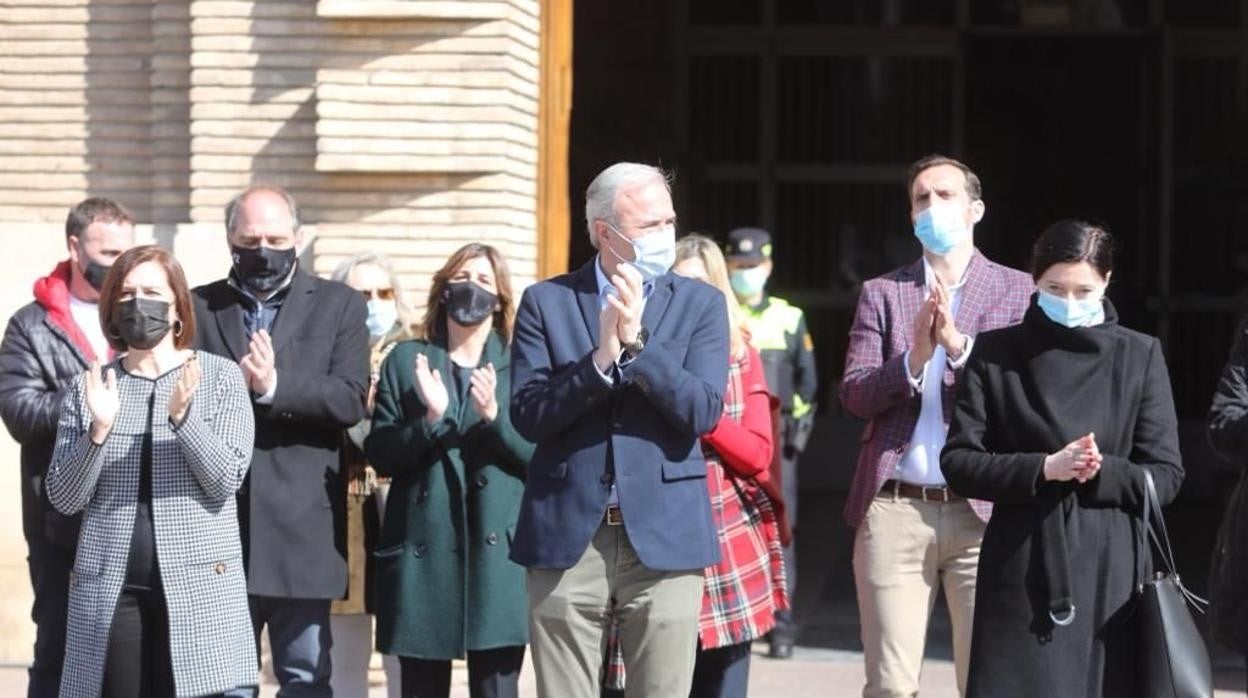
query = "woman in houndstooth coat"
xmin=47 ymin=245 xmax=257 ymax=698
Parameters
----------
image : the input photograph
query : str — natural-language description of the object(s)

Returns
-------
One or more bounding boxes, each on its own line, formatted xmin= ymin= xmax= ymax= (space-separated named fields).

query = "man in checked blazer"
xmin=193 ymin=186 xmax=369 ymax=697
xmin=840 ymin=155 xmax=1033 ymax=698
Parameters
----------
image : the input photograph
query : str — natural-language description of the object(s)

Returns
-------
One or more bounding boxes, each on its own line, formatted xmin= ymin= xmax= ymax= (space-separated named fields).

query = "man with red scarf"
xmin=0 ymin=198 xmax=135 ymax=697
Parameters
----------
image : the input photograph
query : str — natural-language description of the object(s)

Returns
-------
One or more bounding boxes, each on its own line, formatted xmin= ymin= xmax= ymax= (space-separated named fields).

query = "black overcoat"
xmin=941 ymin=299 xmax=1184 ymax=698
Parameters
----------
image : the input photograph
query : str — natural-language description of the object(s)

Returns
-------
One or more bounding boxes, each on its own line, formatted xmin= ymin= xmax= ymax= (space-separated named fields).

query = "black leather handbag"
xmin=1138 ymin=470 xmax=1213 ymax=698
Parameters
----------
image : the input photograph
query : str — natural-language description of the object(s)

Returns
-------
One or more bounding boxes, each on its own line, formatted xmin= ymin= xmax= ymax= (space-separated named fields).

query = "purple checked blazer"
xmin=839 ymin=250 xmax=1033 ymax=528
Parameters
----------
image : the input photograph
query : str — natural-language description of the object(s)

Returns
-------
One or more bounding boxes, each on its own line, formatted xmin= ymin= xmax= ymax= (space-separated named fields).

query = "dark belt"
xmin=605 ymin=505 xmax=624 ymax=526
xmin=878 ymin=479 xmax=964 ymax=503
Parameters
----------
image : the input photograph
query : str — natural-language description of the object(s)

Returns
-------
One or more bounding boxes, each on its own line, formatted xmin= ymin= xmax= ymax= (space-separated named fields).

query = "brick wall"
xmin=0 ymin=0 xmax=541 ymax=661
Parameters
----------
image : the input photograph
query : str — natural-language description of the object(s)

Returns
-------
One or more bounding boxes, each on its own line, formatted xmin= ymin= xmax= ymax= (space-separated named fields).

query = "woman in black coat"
xmin=940 ymin=220 xmax=1184 ymax=698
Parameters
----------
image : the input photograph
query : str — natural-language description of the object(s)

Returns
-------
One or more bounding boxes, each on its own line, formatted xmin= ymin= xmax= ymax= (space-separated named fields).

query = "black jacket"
xmin=941 ymin=299 xmax=1184 ymax=698
xmin=0 ymin=270 xmax=94 ymax=549
xmin=1206 ymin=314 xmax=1248 ymax=652
xmin=193 ymin=268 xmax=369 ymax=599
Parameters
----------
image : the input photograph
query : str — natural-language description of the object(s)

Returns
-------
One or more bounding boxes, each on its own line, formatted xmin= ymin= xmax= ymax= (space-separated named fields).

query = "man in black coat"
xmin=192 ymin=185 xmax=368 ymax=697
xmin=0 ymin=198 xmax=135 ymax=697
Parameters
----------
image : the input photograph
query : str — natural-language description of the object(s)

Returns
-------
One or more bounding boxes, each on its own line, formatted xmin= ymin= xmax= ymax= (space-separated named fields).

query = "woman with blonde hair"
xmin=366 ymin=243 xmax=534 ymax=698
xmin=604 ymin=234 xmax=789 ymax=698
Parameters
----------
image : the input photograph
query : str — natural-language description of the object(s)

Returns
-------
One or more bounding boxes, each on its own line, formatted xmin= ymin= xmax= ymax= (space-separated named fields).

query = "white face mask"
xmin=366 ymin=298 xmax=398 ymax=338
xmin=605 ymin=223 xmax=676 ymax=282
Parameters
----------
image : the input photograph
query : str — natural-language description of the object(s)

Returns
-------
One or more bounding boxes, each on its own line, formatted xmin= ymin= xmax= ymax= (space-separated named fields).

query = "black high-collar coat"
xmin=941 ymin=298 xmax=1184 ymax=698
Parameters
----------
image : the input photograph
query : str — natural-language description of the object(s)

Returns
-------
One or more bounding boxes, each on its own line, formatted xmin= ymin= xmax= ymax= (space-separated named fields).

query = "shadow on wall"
xmin=84 ymin=0 xmax=193 ymax=237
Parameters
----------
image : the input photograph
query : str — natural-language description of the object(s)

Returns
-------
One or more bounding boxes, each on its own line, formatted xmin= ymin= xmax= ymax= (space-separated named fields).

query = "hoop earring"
xmin=173 ymin=319 xmax=184 ymax=338
xmin=106 ymin=324 xmax=122 ymax=340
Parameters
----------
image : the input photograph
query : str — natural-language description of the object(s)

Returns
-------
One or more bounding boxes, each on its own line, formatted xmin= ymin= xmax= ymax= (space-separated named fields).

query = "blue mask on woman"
xmin=913 ymin=205 xmax=971 ymax=256
xmin=1037 ymin=290 xmax=1105 ymax=328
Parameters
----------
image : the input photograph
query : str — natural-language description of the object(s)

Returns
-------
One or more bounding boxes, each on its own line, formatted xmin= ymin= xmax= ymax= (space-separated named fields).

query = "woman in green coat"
xmin=366 ymin=243 xmax=534 ymax=698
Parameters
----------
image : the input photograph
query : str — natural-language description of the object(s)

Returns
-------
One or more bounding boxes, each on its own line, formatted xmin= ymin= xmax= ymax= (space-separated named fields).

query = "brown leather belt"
xmin=879 ymin=479 xmax=964 ymax=503
xmin=605 ymin=505 xmax=624 ymax=526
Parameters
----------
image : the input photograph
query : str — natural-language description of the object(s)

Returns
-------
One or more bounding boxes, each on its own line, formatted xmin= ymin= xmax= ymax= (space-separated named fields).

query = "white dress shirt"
xmin=897 ymin=260 xmax=975 ymax=486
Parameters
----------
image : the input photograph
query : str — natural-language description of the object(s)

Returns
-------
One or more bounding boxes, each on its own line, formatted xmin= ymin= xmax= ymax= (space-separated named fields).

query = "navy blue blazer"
xmin=509 ymin=260 xmax=729 ymax=571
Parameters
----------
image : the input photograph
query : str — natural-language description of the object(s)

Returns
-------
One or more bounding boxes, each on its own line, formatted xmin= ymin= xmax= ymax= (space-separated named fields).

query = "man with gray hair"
xmin=509 ymin=162 xmax=729 ymax=696
xmin=192 ymin=185 xmax=369 ymax=697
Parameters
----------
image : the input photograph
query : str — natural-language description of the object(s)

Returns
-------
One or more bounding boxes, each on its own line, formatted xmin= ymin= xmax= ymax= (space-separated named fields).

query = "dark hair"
xmin=98 ymin=245 xmax=196 ymax=352
xmin=1029 ymin=220 xmax=1115 ymax=281
xmin=66 ymin=197 xmax=134 ymax=240
xmin=418 ymin=243 xmax=515 ymax=344
xmin=906 ymin=154 xmax=983 ymax=202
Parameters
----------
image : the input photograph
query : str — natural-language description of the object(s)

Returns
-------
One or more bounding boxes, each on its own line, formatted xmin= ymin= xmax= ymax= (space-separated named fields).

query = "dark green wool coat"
xmin=365 ymin=331 xmax=533 ymax=659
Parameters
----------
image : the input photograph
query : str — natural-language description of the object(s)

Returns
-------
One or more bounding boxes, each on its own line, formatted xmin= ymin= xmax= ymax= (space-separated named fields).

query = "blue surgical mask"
xmin=606 ymin=224 xmax=676 ymax=283
xmin=366 ymin=298 xmax=398 ymax=339
xmin=913 ymin=205 xmax=971 ymax=256
xmin=730 ymin=266 xmax=768 ymax=298
xmin=1037 ymin=290 xmax=1105 ymax=328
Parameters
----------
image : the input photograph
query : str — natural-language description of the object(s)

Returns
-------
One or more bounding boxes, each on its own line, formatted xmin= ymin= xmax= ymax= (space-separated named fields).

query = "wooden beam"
xmin=537 ymin=0 xmax=572 ymax=279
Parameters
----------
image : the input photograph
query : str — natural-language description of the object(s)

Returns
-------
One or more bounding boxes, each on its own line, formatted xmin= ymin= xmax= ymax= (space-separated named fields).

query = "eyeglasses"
xmin=359 ymin=288 xmax=395 ymax=301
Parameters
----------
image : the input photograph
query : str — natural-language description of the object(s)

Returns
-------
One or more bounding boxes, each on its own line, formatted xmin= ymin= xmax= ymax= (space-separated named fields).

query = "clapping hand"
xmin=84 ymin=361 xmax=119 ymax=444
xmin=469 ymin=363 xmax=498 ymax=423
xmin=609 ymin=263 xmax=645 ymax=345
xmin=931 ymin=277 xmax=967 ymax=359
xmin=239 ymin=329 xmax=276 ymax=396
xmin=413 ymin=353 xmax=449 ymax=424
xmin=168 ymin=354 xmax=200 ymax=426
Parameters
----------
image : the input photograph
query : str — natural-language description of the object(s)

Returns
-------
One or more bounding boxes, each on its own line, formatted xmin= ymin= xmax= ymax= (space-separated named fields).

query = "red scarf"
xmin=33 ymin=260 xmax=100 ymax=362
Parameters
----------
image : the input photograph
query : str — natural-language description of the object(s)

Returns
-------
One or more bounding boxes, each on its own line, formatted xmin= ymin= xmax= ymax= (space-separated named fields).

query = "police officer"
xmin=725 ymin=226 xmax=817 ymax=659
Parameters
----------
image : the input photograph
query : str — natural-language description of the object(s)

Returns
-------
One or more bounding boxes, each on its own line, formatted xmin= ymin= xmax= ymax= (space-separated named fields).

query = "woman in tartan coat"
xmin=47 ymin=246 xmax=256 ymax=698
xmin=603 ymin=235 xmax=789 ymax=697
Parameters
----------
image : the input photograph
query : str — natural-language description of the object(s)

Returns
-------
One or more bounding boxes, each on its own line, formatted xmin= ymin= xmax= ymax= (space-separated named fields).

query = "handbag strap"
xmin=1141 ymin=469 xmax=1209 ymax=613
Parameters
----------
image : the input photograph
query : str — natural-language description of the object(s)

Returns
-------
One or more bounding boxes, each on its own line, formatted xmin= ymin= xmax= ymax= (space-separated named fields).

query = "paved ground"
xmin=2 ymin=492 xmax=1244 ymax=696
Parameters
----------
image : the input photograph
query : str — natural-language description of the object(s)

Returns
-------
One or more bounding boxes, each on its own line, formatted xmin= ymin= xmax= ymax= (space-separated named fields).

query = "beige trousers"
xmin=527 ymin=521 xmax=704 ymax=698
xmin=853 ymin=495 xmax=986 ymax=698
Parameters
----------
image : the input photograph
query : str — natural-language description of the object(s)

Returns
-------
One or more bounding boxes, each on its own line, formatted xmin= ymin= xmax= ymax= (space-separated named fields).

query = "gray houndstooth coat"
xmin=47 ymin=351 xmax=257 ymax=698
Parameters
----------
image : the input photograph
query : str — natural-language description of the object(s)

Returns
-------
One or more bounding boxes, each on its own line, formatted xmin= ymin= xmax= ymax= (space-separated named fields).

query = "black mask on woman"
xmin=444 ymin=281 xmax=498 ymax=327
xmin=115 ymin=298 xmax=172 ymax=350
xmin=232 ymin=245 xmax=296 ymax=294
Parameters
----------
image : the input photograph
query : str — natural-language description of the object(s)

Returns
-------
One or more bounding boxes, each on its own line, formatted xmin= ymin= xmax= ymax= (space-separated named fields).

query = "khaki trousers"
xmin=853 ymin=495 xmax=986 ymax=698
xmin=527 ymin=521 xmax=704 ymax=698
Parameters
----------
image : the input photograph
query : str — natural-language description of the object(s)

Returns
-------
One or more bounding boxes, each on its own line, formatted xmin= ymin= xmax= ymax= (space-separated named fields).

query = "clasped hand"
xmin=1044 ymin=432 xmax=1103 ymax=483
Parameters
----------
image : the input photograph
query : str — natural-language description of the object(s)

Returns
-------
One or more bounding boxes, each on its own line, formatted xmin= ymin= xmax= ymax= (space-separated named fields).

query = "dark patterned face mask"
xmin=115 ymin=298 xmax=171 ymax=350
xmin=231 ymin=245 xmax=296 ymax=294
xmin=444 ymin=281 xmax=498 ymax=327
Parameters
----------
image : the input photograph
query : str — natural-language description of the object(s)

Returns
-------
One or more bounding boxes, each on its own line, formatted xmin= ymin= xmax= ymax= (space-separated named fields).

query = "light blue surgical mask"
xmin=366 ymin=298 xmax=398 ymax=339
xmin=1037 ymin=289 xmax=1105 ymax=328
xmin=606 ymin=223 xmax=676 ymax=283
xmin=913 ymin=205 xmax=972 ymax=256
xmin=729 ymin=266 xmax=769 ymax=298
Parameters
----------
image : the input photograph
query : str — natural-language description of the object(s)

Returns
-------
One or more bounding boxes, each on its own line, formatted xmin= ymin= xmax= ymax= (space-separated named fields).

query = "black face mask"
xmin=232 ymin=245 xmax=296 ymax=294
xmin=444 ymin=281 xmax=498 ymax=327
xmin=114 ymin=298 xmax=172 ymax=350
xmin=77 ymin=244 xmax=111 ymax=291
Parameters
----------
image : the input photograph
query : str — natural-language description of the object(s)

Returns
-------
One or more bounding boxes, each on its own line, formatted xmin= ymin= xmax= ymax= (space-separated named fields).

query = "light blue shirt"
xmin=594 ymin=255 xmax=654 ymax=505
xmin=897 ymin=259 xmax=975 ymax=486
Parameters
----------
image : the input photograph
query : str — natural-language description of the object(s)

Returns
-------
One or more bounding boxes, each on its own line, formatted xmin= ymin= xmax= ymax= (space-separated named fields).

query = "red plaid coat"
xmin=603 ymin=348 xmax=788 ymax=690
xmin=839 ymin=251 xmax=1033 ymax=528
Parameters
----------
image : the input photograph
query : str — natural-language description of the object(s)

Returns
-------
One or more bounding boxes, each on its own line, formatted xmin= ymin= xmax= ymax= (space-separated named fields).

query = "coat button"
xmin=413 ymin=543 xmax=427 ymax=558
xmin=475 ymin=474 xmax=488 ymax=489
xmin=416 ymin=488 xmax=428 ymax=503
xmin=600 ymin=473 xmax=613 ymax=485
xmin=486 ymin=532 xmax=500 ymax=546
xmin=214 ymin=562 xmax=227 ymax=575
